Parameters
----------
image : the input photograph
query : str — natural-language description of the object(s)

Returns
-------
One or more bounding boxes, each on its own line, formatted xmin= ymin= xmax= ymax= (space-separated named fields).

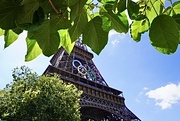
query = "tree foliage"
xmin=0 ymin=0 xmax=179 ymax=61
xmin=0 ymin=66 xmax=82 ymax=121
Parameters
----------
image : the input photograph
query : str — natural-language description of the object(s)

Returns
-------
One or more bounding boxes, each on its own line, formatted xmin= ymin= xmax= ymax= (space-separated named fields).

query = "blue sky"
xmin=95 ymin=31 xmax=180 ymax=121
xmin=1 ymin=30 xmax=180 ymax=121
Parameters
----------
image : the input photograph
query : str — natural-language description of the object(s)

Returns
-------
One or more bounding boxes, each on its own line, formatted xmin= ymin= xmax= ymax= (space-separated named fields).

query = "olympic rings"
xmin=88 ymin=69 xmax=96 ymax=80
xmin=78 ymin=65 xmax=87 ymax=76
xmin=72 ymin=59 xmax=99 ymax=79
xmin=72 ymin=59 xmax=87 ymax=75
xmin=72 ymin=60 xmax=82 ymax=69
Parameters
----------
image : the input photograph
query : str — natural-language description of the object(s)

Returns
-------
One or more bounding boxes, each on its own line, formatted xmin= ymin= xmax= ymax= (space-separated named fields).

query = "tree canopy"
xmin=0 ymin=66 xmax=82 ymax=121
xmin=0 ymin=0 xmax=179 ymax=61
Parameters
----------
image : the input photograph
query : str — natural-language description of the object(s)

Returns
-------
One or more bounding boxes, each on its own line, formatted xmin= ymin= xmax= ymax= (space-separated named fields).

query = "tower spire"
xmin=75 ymin=37 xmax=88 ymax=51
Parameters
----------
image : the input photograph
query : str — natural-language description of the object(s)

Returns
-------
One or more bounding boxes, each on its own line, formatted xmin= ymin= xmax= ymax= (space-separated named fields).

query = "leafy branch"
xmin=0 ymin=0 xmax=179 ymax=61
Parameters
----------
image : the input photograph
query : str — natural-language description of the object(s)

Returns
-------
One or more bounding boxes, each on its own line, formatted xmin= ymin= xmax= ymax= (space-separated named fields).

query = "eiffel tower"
xmin=44 ymin=40 xmax=141 ymax=121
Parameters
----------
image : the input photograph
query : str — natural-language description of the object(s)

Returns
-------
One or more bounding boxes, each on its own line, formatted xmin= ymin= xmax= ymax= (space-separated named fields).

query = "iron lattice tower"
xmin=44 ymin=40 xmax=141 ymax=121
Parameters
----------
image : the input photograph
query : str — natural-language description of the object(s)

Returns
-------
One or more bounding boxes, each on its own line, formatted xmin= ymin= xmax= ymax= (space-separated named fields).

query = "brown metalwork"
xmin=44 ymin=41 xmax=141 ymax=121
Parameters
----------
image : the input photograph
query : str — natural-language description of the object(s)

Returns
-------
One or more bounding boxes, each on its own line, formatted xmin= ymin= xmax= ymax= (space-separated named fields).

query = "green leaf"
xmin=82 ymin=16 xmax=108 ymax=54
xmin=4 ymin=30 xmax=19 ymax=48
xmin=130 ymin=27 xmax=141 ymax=42
xmin=102 ymin=7 xmax=129 ymax=33
xmin=163 ymin=1 xmax=180 ymax=16
xmin=0 ymin=0 xmax=20 ymax=29
xmin=25 ymin=35 xmax=42 ymax=61
xmin=90 ymin=12 xmax=100 ymax=19
xmin=127 ymin=0 xmax=139 ymax=20
xmin=62 ymin=0 xmax=79 ymax=7
xmin=58 ymin=29 xmax=75 ymax=54
xmin=130 ymin=19 xmax=149 ymax=42
xmin=28 ymin=20 xmax=60 ymax=56
xmin=51 ymin=13 xmax=71 ymax=30
xmin=39 ymin=0 xmax=53 ymax=14
xmin=0 ymin=28 xmax=5 ymax=36
xmin=17 ymin=6 xmax=45 ymax=32
xmin=172 ymin=1 xmax=180 ymax=14
xmin=117 ymin=11 xmax=129 ymax=32
xmin=149 ymin=15 xmax=179 ymax=54
xmin=145 ymin=0 xmax=164 ymax=24
xmin=172 ymin=14 xmax=180 ymax=42
xmin=17 ymin=0 xmax=39 ymax=24
xmin=117 ymin=0 xmax=126 ymax=13
xmin=101 ymin=16 xmax=111 ymax=32
xmin=104 ymin=2 xmax=114 ymax=12
xmin=173 ymin=14 xmax=180 ymax=25
xmin=12 ymin=27 xmax=23 ymax=35
xmin=70 ymin=0 xmax=88 ymax=20
xmin=69 ymin=9 xmax=88 ymax=42
xmin=163 ymin=7 xmax=173 ymax=16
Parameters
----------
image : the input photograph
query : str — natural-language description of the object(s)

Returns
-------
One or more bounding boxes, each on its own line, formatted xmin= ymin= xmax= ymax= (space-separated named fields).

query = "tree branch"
xmin=48 ymin=0 xmax=62 ymax=16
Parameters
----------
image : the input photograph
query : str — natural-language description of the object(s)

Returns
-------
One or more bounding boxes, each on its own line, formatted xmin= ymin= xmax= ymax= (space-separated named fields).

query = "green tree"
xmin=0 ymin=0 xmax=179 ymax=61
xmin=0 ymin=66 xmax=82 ymax=121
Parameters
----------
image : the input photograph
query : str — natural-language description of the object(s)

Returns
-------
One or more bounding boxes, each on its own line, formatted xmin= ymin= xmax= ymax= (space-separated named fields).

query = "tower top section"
xmin=44 ymin=39 xmax=141 ymax=121
xmin=47 ymin=40 xmax=123 ymax=95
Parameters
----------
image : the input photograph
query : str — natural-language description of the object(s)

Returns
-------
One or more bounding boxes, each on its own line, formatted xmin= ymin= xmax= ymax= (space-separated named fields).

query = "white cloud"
xmin=143 ymin=87 xmax=149 ymax=91
xmin=146 ymin=83 xmax=180 ymax=109
xmin=108 ymin=30 xmax=126 ymax=46
xmin=111 ymin=39 xmax=120 ymax=46
xmin=109 ymin=30 xmax=118 ymax=37
xmin=135 ymin=87 xmax=149 ymax=103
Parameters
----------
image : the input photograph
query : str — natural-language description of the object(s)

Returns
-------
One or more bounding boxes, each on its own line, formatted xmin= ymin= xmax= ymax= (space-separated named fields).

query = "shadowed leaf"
xmin=149 ymin=15 xmax=179 ymax=54
xmin=82 ymin=16 xmax=108 ymax=54
xmin=69 ymin=9 xmax=88 ymax=42
xmin=28 ymin=20 xmax=60 ymax=56
xmin=0 ymin=0 xmax=20 ymax=29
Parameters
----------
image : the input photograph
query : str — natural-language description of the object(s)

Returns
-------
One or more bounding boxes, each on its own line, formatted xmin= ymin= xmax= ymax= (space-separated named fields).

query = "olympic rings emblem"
xmin=72 ymin=60 xmax=82 ymax=69
xmin=72 ymin=59 xmax=99 ymax=79
xmin=78 ymin=65 xmax=87 ymax=76
xmin=73 ymin=59 xmax=87 ymax=76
